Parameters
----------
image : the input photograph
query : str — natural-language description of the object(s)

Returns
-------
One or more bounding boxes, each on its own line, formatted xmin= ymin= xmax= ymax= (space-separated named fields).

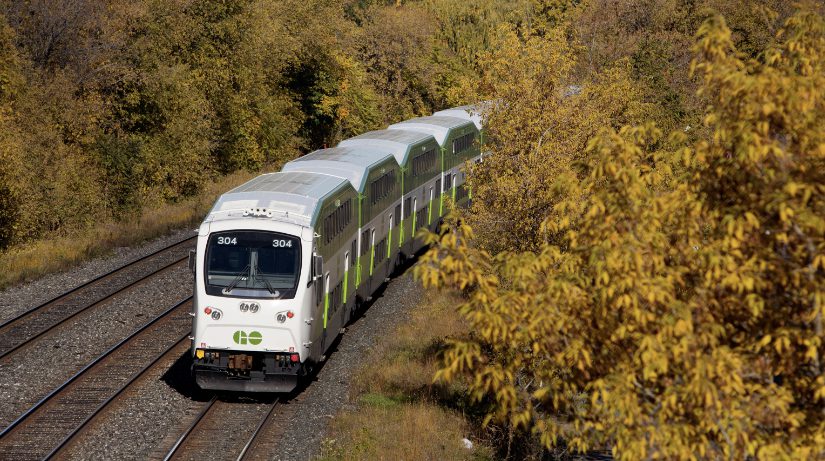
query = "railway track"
xmin=0 ymin=235 xmax=196 ymax=361
xmin=163 ymin=395 xmax=280 ymax=461
xmin=0 ymin=298 xmax=194 ymax=460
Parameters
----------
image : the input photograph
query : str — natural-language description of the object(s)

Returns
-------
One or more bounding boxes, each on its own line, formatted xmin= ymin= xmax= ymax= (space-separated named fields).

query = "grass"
xmin=0 ymin=169 xmax=258 ymax=290
xmin=317 ymin=290 xmax=493 ymax=461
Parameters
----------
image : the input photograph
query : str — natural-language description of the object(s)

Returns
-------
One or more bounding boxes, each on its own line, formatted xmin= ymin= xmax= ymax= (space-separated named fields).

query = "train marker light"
xmin=204 ymin=307 xmax=212 ymax=315
xmin=249 ymin=302 xmax=260 ymax=313
xmin=240 ymin=302 xmax=249 ymax=312
xmin=286 ymin=311 xmax=294 ymax=319
xmin=290 ymin=354 xmax=299 ymax=363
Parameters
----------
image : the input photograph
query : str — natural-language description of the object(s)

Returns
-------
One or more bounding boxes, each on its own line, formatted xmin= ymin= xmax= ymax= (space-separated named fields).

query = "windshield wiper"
xmin=222 ymin=264 xmax=250 ymax=294
xmin=253 ymin=264 xmax=279 ymax=296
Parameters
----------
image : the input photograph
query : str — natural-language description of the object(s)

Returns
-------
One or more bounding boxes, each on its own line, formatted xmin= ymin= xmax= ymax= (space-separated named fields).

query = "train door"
xmin=428 ymin=187 xmax=435 ymax=230
xmin=322 ymin=272 xmax=330 ymax=351
xmin=387 ymin=212 xmax=394 ymax=276
xmin=410 ymin=197 xmax=418 ymax=253
xmin=343 ymin=251 xmax=350 ymax=323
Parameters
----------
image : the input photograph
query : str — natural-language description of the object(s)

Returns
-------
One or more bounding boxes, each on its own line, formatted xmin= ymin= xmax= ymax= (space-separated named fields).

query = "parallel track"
xmin=44 ymin=336 xmax=192 ymax=460
xmin=163 ymin=396 xmax=279 ymax=461
xmin=235 ymin=400 xmax=280 ymax=461
xmin=0 ymin=298 xmax=193 ymax=460
xmin=0 ymin=235 xmax=196 ymax=361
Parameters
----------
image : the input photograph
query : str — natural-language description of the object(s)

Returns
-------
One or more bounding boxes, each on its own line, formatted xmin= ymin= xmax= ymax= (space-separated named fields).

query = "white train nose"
xmin=198 ymin=324 xmax=298 ymax=352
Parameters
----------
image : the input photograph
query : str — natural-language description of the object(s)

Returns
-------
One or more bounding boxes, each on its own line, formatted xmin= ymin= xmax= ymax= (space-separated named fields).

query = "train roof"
xmin=282 ymin=146 xmax=397 ymax=193
xmin=337 ymin=129 xmax=438 ymax=166
xmin=433 ymin=105 xmax=484 ymax=130
xmin=387 ymin=116 xmax=475 ymax=145
xmin=207 ymin=171 xmax=351 ymax=227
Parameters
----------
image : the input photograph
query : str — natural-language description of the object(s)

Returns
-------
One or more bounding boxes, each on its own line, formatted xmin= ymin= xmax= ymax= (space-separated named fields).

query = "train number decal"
xmin=272 ymin=239 xmax=293 ymax=248
xmin=217 ymin=236 xmax=237 ymax=245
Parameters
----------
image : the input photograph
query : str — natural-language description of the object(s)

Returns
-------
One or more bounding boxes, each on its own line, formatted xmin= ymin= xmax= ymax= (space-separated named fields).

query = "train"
xmin=188 ymin=105 xmax=485 ymax=392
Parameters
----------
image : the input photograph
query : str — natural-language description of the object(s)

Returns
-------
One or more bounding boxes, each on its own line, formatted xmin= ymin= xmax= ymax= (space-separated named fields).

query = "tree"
xmin=417 ymin=7 xmax=825 ymax=460
xmin=461 ymin=24 xmax=652 ymax=254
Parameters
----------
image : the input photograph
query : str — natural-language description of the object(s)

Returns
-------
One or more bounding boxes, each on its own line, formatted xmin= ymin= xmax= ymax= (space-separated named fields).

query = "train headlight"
xmin=276 ymin=310 xmax=293 ymax=323
xmin=211 ymin=309 xmax=222 ymax=320
xmin=249 ymin=302 xmax=260 ymax=313
xmin=240 ymin=302 xmax=249 ymax=312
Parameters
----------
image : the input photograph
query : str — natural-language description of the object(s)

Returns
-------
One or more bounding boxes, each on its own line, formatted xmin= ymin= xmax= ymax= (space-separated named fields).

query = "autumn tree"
xmin=461 ymin=24 xmax=653 ymax=254
xmin=418 ymin=7 xmax=825 ymax=460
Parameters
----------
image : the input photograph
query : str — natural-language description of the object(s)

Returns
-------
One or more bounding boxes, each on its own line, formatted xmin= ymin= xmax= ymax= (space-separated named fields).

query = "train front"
xmin=190 ymin=216 xmax=315 ymax=392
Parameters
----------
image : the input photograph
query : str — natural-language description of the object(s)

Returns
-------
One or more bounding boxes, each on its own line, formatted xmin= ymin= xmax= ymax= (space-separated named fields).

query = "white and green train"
xmin=190 ymin=106 xmax=483 ymax=392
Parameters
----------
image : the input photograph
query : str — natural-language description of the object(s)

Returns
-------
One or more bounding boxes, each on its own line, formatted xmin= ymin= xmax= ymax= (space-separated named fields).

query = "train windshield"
xmin=205 ymin=231 xmax=301 ymax=299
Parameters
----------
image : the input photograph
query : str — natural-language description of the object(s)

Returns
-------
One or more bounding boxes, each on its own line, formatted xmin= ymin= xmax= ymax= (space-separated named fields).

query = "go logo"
xmin=232 ymin=330 xmax=263 ymax=345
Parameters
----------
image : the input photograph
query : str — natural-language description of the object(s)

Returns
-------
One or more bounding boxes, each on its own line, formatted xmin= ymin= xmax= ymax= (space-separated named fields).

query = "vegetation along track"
xmin=0 ymin=298 xmax=193 ymax=460
xmin=163 ymin=395 xmax=281 ymax=461
xmin=0 ymin=235 xmax=195 ymax=360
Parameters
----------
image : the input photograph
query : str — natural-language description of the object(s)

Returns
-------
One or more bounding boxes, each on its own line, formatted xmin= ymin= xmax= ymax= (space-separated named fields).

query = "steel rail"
xmin=162 ymin=395 xmax=219 ymax=461
xmin=43 ymin=334 xmax=191 ymax=460
xmin=236 ymin=398 xmax=281 ymax=461
xmin=0 ymin=235 xmax=195 ymax=331
xmin=0 ymin=236 xmax=196 ymax=361
xmin=0 ymin=296 xmax=193 ymax=439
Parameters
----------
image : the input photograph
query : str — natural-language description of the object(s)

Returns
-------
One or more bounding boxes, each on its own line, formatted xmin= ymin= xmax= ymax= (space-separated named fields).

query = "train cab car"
xmin=281 ymin=146 xmax=402 ymax=304
xmin=190 ymin=171 xmax=357 ymax=392
xmin=388 ymin=116 xmax=481 ymax=212
xmin=338 ymin=130 xmax=442 ymax=258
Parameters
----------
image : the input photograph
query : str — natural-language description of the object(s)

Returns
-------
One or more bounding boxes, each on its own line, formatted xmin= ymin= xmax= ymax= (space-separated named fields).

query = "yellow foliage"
xmin=417 ymin=7 xmax=825 ymax=460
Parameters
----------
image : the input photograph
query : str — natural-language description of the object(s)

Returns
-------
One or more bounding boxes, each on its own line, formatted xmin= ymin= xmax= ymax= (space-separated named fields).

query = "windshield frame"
xmin=203 ymin=229 xmax=302 ymax=299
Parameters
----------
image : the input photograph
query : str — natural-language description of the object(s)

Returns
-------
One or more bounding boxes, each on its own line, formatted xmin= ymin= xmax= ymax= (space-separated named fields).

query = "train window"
xmin=205 ymin=231 xmax=301 ymax=299
xmin=331 ymin=280 xmax=343 ymax=312
xmin=444 ymin=174 xmax=451 ymax=193
xmin=412 ymin=148 xmax=437 ymax=177
xmin=394 ymin=204 xmax=401 ymax=225
xmin=351 ymin=240 xmax=357 ymax=266
xmin=452 ymin=133 xmax=474 ymax=154
xmin=322 ymin=198 xmax=352 ymax=245
xmin=361 ymin=229 xmax=371 ymax=256
xmin=375 ymin=238 xmax=387 ymax=263
xmin=404 ymin=197 xmax=412 ymax=218
xmin=435 ymin=179 xmax=441 ymax=199
xmin=370 ymin=170 xmax=396 ymax=205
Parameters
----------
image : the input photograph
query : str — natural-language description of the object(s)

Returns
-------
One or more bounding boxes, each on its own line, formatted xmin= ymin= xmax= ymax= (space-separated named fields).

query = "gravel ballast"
xmin=0 ymin=229 xmax=196 ymax=326
xmin=0 ymin=265 xmax=194 ymax=430
xmin=48 ymin=268 xmax=423 ymax=461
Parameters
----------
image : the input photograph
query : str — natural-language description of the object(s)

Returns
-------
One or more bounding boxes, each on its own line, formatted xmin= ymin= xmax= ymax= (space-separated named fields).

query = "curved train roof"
xmin=282 ymin=146 xmax=397 ymax=193
xmin=387 ymin=115 xmax=475 ymax=145
xmin=208 ymin=171 xmax=351 ymax=227
xmin=337 ymin=129 xmax=438 ymax=166
xmin=433 ymin=105 xmax=484 ymax=131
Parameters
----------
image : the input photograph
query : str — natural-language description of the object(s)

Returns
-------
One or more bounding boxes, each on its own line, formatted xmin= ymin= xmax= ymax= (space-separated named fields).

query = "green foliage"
xmin=418 ymin=7 xmax=825 ymax=460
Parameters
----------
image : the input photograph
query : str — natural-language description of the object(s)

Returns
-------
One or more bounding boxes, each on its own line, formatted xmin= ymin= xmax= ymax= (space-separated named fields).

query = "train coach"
xmin=189 ymin=106 xmax=483 ymax=392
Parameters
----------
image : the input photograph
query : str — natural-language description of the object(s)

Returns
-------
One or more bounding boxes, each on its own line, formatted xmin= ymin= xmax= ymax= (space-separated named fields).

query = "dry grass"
xmin=0 ymin=169 xmax=258 ymax=289
xmin=319 ymin=401 xmax=487 ymax=461
xmin=318 ymin=290 xmax=491 ymax=461
xmin=351 ymin=290 xmax=469 ymax=399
